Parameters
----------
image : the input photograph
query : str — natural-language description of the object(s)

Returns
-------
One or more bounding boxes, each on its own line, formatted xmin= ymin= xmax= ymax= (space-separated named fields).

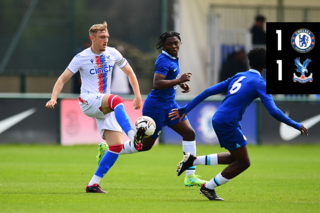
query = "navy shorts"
xmin=212 ymin=120 xmax=248 ymax=151
xmin=142 ymin=100 xmax=188 ymax=139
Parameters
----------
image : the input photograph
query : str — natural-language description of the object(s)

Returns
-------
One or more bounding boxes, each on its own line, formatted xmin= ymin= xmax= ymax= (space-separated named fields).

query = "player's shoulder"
xmin=104 ymin=46 xmax=123 ymax=59
xmin=73 ymin=48 xmax=91 ymax=58
xmin=155 ymin=53 xmax=170 ymax=66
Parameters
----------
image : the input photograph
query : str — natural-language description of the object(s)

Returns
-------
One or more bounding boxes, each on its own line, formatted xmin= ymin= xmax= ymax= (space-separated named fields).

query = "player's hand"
xmin=133 ymin=96 xmax=142 ymax=110
xmin=46 ymin=99 xmax=57 ymax=109
xmin=180 ymin=83 xmax=190 ymax=93
xmin=300 ymin=125 xmax=308 ymax=136
xmin=179 ymin=72 xmax=192 ymax=83
xmin=169 ymin=109 xmax=186 ymax=122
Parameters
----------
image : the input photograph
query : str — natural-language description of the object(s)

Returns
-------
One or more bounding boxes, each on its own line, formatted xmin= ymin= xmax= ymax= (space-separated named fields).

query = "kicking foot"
xmin=199 ymin=184 xmax=224 ymax=201
xmin=86 ymin=183 xmax=108 ymax=193
xmin=96 ymin=142 xmax=108 ymax=165
xmin=184 ymin=173 xmax=207 ymax=187
xmin=176 ymin=152 xmax=197 ymax=176
xmin=134 ymin=127 xmax=146 ymax=151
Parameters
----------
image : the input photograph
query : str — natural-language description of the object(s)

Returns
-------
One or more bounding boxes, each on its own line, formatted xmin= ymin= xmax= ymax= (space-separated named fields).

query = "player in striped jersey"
xmin=46 ymin=21 xmax=145 ymax=193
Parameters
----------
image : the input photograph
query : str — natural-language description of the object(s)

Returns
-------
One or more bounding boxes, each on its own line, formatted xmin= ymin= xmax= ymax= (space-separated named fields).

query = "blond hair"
xmin=89 ymin=21 xmax=108 ymax=37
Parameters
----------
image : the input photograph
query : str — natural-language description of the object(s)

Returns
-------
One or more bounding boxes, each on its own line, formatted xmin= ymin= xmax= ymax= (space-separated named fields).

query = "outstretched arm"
xmin=256 ymin=79 xmax=308 ymax=136
xmin=169 ymin=80 xmax=230 ymax=121
xmin=263 ymin=100 xmax=308 ymax=136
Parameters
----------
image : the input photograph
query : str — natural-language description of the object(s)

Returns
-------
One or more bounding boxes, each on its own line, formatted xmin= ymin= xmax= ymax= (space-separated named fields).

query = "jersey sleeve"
xmin=256 ymin=79 xmax=273 ymax=103
xmin=263 ymin=100 xmax=301 ymax=130
xmin=112 ymin=48 xmax=127 ymax=69
xmin=178 ymin=79 xmax=231 ymax=115
xmin=155 ymin=57 xmax=169 ymax=76
xmin=67 ymin=54 xmax=82 ymax=74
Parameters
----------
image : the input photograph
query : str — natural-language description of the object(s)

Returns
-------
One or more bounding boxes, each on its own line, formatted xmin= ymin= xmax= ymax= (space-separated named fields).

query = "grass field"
xmin=0 ymin=144 xmax=319 ymax=213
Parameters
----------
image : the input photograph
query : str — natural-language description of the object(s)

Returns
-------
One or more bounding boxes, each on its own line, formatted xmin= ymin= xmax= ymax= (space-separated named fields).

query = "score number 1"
xmin=276 ymin=30 xmax=282 ymax=51
xmin=276 ymin=30 xmax=282 ymax=81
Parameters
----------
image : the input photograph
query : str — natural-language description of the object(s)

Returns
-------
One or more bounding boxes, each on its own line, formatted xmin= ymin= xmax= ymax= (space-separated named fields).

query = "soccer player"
xmin=169 ymin=47 xmax=308 ymax=200
xmin=46 ymin=21 xmax=145 ymax=193
xmin=98 ymin=31 xmax=207 ymax=186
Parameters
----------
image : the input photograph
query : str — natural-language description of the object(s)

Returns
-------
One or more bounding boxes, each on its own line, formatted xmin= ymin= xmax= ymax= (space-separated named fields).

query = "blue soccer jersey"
xmin=179 ymin=69 xmax=301 ymax=130
xmin=145 ymin=51 xmax=180 ymax=109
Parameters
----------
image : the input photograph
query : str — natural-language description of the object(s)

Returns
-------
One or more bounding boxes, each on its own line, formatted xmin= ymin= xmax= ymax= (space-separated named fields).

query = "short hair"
xmin=247 ymin=47 xmax=266 ymax=70
xmin=155 ymin=31 xmax=181 ymax=49
xmin=89 ymin=21 xmax=108 ymax=37
xmin=255 ymin=14 xmax=266 ymax=22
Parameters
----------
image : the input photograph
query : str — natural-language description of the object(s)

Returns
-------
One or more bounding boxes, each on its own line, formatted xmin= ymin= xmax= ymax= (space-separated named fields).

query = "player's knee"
xmin=108 ymin=94 xmax=124 ymax=111
xmin=241 ymin=159 xmax=251 ymax=170
xmin=183 ymin=129 xmax=196 ymax=141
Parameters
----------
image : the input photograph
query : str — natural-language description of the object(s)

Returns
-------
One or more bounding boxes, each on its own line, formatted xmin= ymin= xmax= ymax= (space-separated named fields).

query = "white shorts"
xmin=79 ymin=92 xmax=122 ymax=139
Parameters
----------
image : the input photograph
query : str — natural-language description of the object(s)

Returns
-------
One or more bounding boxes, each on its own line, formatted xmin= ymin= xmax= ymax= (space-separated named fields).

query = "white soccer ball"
xmin=134 ymin=116 xmax=156 ymax=138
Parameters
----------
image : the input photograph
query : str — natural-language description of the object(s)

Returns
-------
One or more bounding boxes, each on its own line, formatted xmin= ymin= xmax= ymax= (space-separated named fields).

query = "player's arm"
xmin=121 ymin=63 xmax=142 ymax=109
xmin=153 ymin=72 xmax=192 ymax=90
xmin=169 ymin=79 xmax=230 ymax=121
xmin=46 ymin=69 xmax=74 ymax=109
xmin=257 ymin=80 xmax=308 ymax=136
xmin=262 ymin=100 xmax=308 ymax=136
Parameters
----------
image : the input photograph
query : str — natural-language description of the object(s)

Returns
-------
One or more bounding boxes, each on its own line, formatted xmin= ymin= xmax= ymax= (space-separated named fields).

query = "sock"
xmin=120 ymin=140 xmax=138 ymax=154
xmin=108 ymin=95 xmax=133 ymax=136
xmin=182 ymin=141 xmax=196 ymax=176
xmin=127 ymin=130 xmax=135 ymax=143
xmin=205 ymin=172 xmax=230 ymax=190
xmin=91 ymin=144 xmax=123 ymax=184
xmin=193 ymin=154 xmax=218 ymax=166
xmin=88 ymin=175 xmax=102 ymax=186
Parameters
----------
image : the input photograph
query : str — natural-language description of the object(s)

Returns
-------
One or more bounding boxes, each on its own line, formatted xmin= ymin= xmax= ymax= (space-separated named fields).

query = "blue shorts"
xmin=142 ymin=100 xmax=188 ymax=139
xmin=212 ymin=120 xmax=247 ymax=151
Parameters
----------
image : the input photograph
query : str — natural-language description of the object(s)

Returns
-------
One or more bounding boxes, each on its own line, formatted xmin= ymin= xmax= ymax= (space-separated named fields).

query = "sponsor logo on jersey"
xmin=293 ymin=58 xmax=313 ymax=83
xmin=291 ymin=28 xmax=315 ymax=53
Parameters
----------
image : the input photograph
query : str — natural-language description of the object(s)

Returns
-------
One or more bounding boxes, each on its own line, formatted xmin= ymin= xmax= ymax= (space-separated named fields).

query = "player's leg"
xmin=170 ymin=119 xmax=207 ymax=186
xmin=87 ymin=130 xmax=123 ymax=193
xmin=203 ymin=146 xmax=249 ymax=191
xmin=177 ymin=152 xmax=235 ymax=175
xmin=100 ymin=94 xmax=136 ymax=142
xmin=200 ymin=125 xmax=248 ymax=200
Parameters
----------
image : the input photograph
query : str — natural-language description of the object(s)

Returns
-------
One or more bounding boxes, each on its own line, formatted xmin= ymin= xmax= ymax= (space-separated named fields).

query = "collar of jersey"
xmin=162 ymin=50 xmax=177 ymax=59
xmin=248 ymin=69 xmax=261 ymax=75
xmin=90 ymin=47 xmax=104 ymax=56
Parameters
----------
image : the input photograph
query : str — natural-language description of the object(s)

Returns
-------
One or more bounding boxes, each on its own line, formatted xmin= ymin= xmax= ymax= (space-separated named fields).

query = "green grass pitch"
xmin=0 ymin=144 xmax=319 ymax=213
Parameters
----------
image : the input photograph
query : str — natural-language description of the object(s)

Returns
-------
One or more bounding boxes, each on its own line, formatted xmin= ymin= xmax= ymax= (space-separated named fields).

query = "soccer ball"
xmin=134 ymin=116 xmax=156 ymax=138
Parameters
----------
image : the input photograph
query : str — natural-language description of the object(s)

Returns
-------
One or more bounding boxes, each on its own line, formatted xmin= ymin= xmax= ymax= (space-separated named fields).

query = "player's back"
xmin=213 ymin=70 xmax=266 ymax=127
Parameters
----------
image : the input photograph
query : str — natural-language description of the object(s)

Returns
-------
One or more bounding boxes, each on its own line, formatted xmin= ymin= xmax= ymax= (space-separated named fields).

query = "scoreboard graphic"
xmin=266 ymin=23 xmax=320 ymax=94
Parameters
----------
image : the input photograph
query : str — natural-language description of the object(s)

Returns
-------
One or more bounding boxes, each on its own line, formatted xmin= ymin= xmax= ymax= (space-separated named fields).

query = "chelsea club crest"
xmin=291 ymin=28 xmax=315 ymax=53
xmin=293 ymin=58 xmax=313 ymax=83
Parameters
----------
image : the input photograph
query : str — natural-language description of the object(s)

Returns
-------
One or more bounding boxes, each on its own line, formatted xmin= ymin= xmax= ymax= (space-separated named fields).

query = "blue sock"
xmin=95 ymin=150 xmax=119 ymax=178
xmin=114 ymin=104 xmax=133 ymax=135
